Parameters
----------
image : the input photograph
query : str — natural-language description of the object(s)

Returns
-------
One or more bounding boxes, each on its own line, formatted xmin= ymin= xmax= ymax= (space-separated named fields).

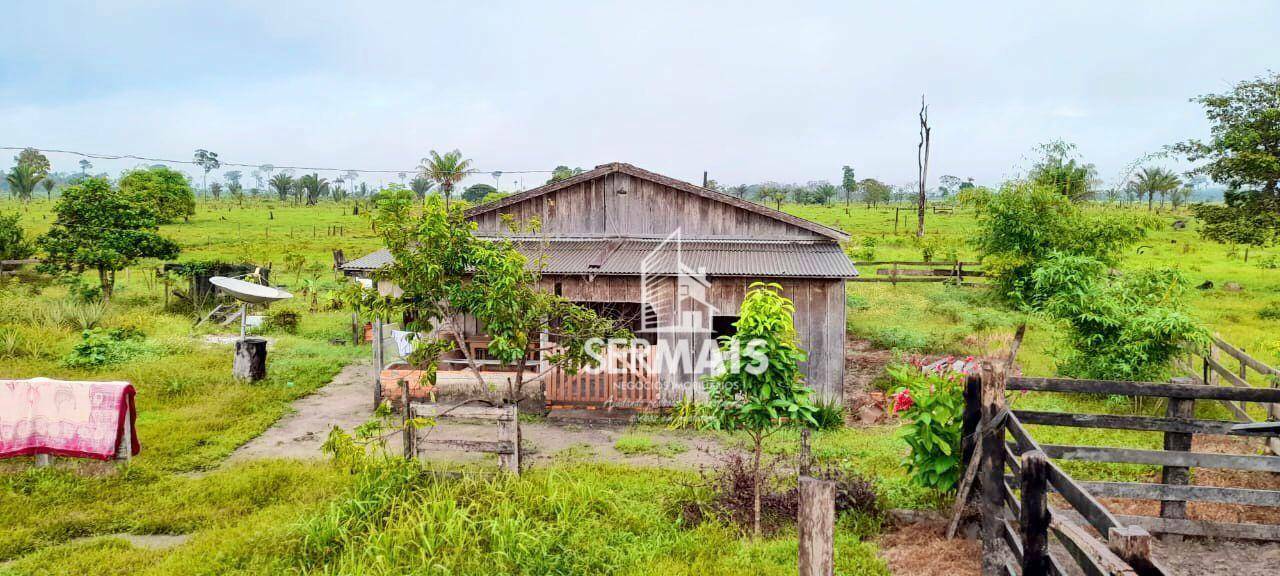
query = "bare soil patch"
xmin=844 ymin=339 xmax=894 ymax=426
xmin=876 ymin=519 xmax=980 ymax=576
xmin=230 ymin=361 xmax=728 ymax=469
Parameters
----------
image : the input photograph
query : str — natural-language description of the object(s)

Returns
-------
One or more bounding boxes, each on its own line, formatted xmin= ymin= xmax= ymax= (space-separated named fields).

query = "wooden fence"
xmin=848 ymin=261 xmax=984 ymax=285
xmin=1175 ymin=335 xmax=1280 ymax=455
xmin=545 ymin=346 xmax=660 ymax=410
xmin=967 ymin=363 xmax=1280 ymax=575
xmin=405 ymin=392 xmax=522 ymax=474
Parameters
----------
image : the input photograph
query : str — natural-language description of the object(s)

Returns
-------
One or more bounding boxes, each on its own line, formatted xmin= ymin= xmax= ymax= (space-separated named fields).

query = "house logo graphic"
xmin=639 ymin=228 xmax=718 ymax=337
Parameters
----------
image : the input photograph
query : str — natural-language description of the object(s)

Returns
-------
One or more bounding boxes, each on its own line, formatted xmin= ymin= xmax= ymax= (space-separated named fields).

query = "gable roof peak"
xmin=464 ymin=162 xmax=849 ymax=241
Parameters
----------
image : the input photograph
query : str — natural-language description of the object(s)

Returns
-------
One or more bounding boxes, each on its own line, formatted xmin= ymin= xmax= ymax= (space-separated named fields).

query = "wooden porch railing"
xmin=545 ymin=345 xmax=660 ymax=410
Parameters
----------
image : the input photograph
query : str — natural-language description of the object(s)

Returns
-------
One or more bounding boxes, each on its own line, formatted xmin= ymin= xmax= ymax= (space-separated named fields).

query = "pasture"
xmin=1 ymin=196 xmax=1277 ymax=574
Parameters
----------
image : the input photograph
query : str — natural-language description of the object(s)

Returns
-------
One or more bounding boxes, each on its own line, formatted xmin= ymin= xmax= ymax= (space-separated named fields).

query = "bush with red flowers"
xmin=888 ymin=361 xmax=968 ymax=492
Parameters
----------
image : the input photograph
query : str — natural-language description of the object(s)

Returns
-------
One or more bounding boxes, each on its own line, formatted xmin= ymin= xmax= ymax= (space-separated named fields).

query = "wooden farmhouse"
xmin=342 ymin=162 xmax=858 ymax=411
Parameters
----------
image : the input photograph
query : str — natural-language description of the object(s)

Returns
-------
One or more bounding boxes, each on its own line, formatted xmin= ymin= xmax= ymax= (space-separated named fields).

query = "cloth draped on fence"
xmin=0 ymin=378 xmax=139 ymax=460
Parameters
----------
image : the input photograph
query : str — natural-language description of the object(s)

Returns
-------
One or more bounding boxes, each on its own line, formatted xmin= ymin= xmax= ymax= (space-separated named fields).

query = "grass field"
xmin=1 ymin=196 xmax=1276 ymax=574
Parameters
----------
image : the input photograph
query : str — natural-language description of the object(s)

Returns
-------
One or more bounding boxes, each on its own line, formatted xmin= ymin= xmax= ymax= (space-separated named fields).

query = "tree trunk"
xmin=1148 ymin=191 xmax=1153 ymax=211
xmin=752 ymin=435 xmax=763 ymax=539
xmin=98 ymin=267 xmax=113 ymax=302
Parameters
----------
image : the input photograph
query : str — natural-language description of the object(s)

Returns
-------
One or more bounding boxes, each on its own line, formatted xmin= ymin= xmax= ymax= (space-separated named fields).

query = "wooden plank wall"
xmin=471 ymin=173 xmax=826 ymax=239
xmin=532 ymin=275 xmax=844 ymax=404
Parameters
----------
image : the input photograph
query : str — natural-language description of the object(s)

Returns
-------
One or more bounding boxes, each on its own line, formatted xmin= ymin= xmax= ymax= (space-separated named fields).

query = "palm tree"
xmin=79 ymin=159 xmax=92 ymax=176
xmin=418 ymin=149 xmax=472 ymax=208
xmin=409 ymin=175 xmax=435 ymax=200
xmin=298 ymin=173 xmax=329 ymax=205
xmin=1132 ymin=167 xmax=1181 ymax=211
xmin=269 ymin=173 xmax=294 ymax=202
xmin=6 ymin=164 xmax=44 ymax=202
xmin=41 ymin=178 xmax=55 ymax=199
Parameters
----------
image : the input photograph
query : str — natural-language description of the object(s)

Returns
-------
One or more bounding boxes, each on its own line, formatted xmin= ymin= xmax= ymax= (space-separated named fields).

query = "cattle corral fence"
xmin=965 ymin=361 xmax=1280 ymax=575
xmin=849 ymin=260 xmax=985 ymax=285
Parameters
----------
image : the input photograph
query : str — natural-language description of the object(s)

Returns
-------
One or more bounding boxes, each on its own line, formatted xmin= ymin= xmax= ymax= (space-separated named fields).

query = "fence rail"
xmin=1175 ymin=335 xmax=1280 ymax=455
xmin=965 ymin=361 xmax=1280 ymax=575
xmin=848 ymin=260 xmax=985 ymax=285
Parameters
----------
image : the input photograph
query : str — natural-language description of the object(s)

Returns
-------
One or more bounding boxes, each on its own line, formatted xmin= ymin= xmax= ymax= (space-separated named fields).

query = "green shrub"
xmin=0 ymin=212 xmax=34 ymax=261
xmin=1259 ymin=302 xmax=1280 ymax=321
xmin=266 ymin=306 xmax=302 ymax=334
xmin=868 ymin=326 xmax=931 ymax=351
xmin=888 ymin=362 xmax=965 ymax=492
xmin=809 ymin=397 xmax=845 ymax=430
xmin=1030 ymin=256 xmax=1207 ymax=381
xmin=64 ymin=327 xmax=148 ymax=368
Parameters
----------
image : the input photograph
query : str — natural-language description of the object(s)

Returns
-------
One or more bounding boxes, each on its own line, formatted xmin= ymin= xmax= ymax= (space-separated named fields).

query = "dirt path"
xmin=229 ymin=361 xmax=727 ymax=468
xmin=843 ymin=339 xmax=894 ymax=425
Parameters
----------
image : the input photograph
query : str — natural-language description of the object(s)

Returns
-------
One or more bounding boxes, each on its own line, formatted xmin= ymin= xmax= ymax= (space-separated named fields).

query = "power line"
xmin=1 ymin=146 xmax=559 ymax=176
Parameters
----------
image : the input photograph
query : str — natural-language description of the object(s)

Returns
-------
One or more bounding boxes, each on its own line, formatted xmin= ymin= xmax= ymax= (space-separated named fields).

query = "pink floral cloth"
xmin=0 ymin=379 xmax=139 ymax=460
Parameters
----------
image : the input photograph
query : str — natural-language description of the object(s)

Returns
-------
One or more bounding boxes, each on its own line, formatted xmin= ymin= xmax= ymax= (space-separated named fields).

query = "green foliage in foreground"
xmin=0 ymin=211 xmax=35 ymax=260
xmin=888 ymin=363 xmax=965 ymax=492
xmin=293 ymin=459 xmax=888 ymax=576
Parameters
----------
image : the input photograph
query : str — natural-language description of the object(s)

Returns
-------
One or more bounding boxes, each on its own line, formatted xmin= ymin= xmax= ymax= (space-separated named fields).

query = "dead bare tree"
xmin=916 ymin=95 xmax=932 ymax=238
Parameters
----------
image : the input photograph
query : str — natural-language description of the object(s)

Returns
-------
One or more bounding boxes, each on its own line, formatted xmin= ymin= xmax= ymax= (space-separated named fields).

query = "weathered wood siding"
xmin=539 ymin=274 xmax=845 ymax=403
xmin=472 ymin=172 xmax=825 ymax=240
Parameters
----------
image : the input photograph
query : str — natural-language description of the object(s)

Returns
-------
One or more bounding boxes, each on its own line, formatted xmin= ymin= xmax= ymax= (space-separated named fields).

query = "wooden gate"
xmin=545 ymin=345 xmax=660 ymax=410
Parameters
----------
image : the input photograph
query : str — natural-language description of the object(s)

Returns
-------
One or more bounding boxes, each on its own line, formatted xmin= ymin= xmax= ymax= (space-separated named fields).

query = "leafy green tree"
xmin=1028 ymin=140 xmax=1097 ymax=201
xmin=757 ymin=183 xmax=788 ymax=210
xmin=1191 ymin=196 xmax=1276 ymax=261
xmin=462 ymin=183 xmax=497 ymax=203
xmin=269 ymin=173 xmax=293 ymax=202
xmin=209 ymin=182 xmax=223 ymax=199
xmin=1174 ymin=72 xmax=1280 ymax=206
xmin=37 ymin=177 xmax=180 ymax=301
xmin=192 ymin=149 xmax=221 ymax=197
xmin=1131 ymin=166 xmax=1181 ymax=211
xmin=118 ymin=166 xmax=196 ymax=223
xmin=298 ymin=173 xmax=329 ymax=205
xmin=78 ymin=159 xmax=92 ymax=176
xmin=841 ymin=165 xmax=857 ymax=210
xmin=546 ymin=165 xmax=584 ymax=184
xmin=419 ymin=149 xmax=472 ymax=208
xmin=1027 ymin=255 xmax=1206 ymax=381
xmin=0 ymin=212 xmax=35 ymax=261
xmin=703 ymin=282 xmax=819 ymax=538
xmin=15 ymin=148 xmax=51 ymax=178
xmin=796 ymin=181 xmax=837 ymax=205
xmin=858 ymin=178 xmax=891 ymax=208
xmin=371 ymin=195 xmax=623 ymax=402
xmin=968 ymin=182 xmax=1153 ymax=304
xmin=5 ymin=164 xmax=44 ymax=202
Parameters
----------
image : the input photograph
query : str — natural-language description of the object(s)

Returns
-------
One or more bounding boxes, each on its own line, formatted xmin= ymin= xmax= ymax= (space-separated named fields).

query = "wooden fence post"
xmin=1019 ymin=450 xmax=1051 ymax=576
xmin=1108 ymin=525 xmax=1159 ymax=575
xmin=497 ymin=403 xmax=520 ymax=474
xmin=979 ymin=361 xmax=1008 ymax=576
xmin=799 ymin=427 xmax=812 ymax=477
xmin=1160 ymin=377 xmax=1195 ymax=536
xmin=798 ymin=476 xmax=836 ymax=576
xmin=401 ymin=379 xmax=414 ymax=459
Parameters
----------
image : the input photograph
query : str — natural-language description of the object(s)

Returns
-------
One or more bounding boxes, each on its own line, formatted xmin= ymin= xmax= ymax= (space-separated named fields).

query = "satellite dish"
xmin=209 ymin=276 xmax=293 ymax=304
xmin=209 ymin=276 xmax=293 ymax=341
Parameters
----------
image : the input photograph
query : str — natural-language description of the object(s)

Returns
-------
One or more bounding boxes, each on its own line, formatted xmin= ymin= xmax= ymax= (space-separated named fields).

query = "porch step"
xmin=546 ymin=408 xmax=641 ymax=426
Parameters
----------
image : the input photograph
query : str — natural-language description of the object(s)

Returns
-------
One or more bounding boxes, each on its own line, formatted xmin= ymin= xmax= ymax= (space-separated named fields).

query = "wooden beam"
xmin=1013 ymin=410 xmax=1271 ymax=437
xmin=419 ymin=439 xmax=514 ymax=454
xmin=1020 ymin=451 xmax=1052 ymax=576
xmin=412 ymin=403 xmax=512 ymax=420
xmin=1050 ymin=514 xmax=1139 ymax=576
xmin=980 ymin=362 xmax=1009 ymax=576
xmin=1118 ymin=515 xmax=1280 ymax=541
xmin=1159 ymin=393 xmax=1194 ymax=522
xmin=1007 ymin=377 xmax=1280 ymax=403
xmin=798 ymin=476 xmax=836 ymax=576
xmin=1213 ymin=336 xmax=1280 ymax=377
xmin=1039 ymin=444 xmax=1280 ymax=473
xmin=1079 ymin=481 xmax=1280 ymax=507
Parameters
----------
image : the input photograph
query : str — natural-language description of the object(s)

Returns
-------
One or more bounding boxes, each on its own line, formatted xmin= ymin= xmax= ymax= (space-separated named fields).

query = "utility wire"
xmin=0 ymin=146 xmax=559 ymax=176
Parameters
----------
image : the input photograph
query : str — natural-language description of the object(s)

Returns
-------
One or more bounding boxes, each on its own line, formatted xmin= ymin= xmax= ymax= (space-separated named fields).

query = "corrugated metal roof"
xmin=343 ymin=239 xmax=858 ymax=278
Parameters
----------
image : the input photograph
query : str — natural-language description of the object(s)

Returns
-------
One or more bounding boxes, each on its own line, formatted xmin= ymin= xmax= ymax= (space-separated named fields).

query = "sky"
xmin=0 ymin=0 xmax=1275 ymax=192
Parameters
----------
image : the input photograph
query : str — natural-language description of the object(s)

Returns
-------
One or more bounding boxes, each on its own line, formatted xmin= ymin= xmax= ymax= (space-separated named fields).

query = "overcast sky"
xmin=0 ymin=1 xmax=1274 ymax=191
